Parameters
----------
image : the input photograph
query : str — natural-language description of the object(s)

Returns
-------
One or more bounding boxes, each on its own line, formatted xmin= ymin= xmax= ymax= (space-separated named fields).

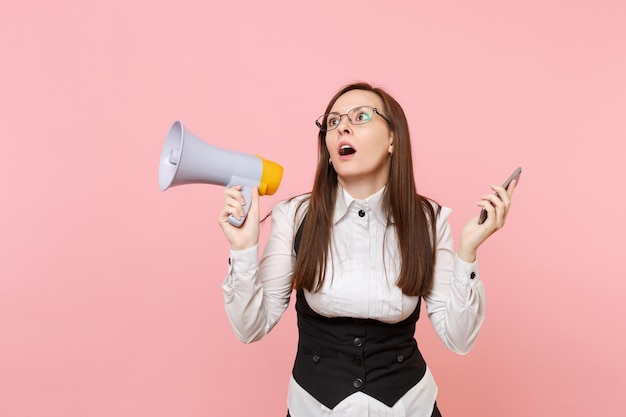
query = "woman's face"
xmin=325 ymin=89 xmax=394 ymax=194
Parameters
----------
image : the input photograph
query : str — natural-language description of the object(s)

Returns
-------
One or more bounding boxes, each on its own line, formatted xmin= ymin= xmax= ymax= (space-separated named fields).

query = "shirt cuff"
xmin=228 ymin=244 xmax=259 ymax=273
xmin=453 ymin=254 xmax=480 ymax=283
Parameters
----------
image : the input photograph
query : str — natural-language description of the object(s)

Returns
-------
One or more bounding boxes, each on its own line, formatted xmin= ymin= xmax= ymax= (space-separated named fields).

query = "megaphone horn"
xmin=158 ymin=120 xmax=283 ymax=227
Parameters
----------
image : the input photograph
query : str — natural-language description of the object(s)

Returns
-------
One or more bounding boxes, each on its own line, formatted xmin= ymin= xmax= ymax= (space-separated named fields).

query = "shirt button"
xmin=358 ymin=209 xmax=365 ymax=217
xmin=353 ymin=337 xmax=363 ymax=347
xmin=353 ymin=378 xmax=363 ymax=389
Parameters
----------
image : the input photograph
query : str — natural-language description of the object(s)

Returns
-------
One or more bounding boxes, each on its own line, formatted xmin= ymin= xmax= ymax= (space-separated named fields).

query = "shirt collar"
xmin=333 ymin=184 xmax=387 ymax=225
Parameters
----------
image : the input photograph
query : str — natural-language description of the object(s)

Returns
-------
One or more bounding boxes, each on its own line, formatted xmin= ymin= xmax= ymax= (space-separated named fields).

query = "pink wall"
xmin=1 ymin=1 xmax=624 ymax=416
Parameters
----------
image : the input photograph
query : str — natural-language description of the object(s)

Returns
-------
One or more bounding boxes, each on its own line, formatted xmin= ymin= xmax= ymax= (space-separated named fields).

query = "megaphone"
xmin=158 ymin=120 xmax=283 ymax=226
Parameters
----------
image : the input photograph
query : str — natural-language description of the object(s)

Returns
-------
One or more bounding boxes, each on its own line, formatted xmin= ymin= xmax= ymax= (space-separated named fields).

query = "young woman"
xmin=219 ymin=82 xmax=516 ymax=416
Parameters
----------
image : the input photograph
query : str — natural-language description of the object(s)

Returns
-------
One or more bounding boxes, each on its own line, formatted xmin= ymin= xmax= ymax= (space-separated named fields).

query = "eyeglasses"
xmin=315 ymin=106 xmax=392 ymax=132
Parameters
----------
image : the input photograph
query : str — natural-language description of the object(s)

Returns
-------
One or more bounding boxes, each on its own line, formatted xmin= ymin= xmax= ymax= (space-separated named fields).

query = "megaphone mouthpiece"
xmin=258 ymin=156 xmax=283 ymax=196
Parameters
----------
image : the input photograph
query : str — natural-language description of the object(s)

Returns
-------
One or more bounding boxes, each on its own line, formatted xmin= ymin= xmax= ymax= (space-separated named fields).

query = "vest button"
xmin=397 ymin=354 xmax=404 ymax=363
xmin=358 ymin=209 xmax=366 ymax=217
xmin=312 ymin=354 xmax=320 ymax=363
xmin=353 ymin=337 xmax=363 ymax=347
xmin=353 ymin=378 xmax=363 ymax=389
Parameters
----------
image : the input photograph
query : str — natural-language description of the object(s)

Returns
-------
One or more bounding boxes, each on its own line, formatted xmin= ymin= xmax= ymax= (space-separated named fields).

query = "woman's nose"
xmin=336 ymin=115 xmax=352 ymax=134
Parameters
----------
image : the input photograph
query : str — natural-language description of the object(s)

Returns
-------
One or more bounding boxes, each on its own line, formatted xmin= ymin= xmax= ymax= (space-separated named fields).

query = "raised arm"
xmin=219 ymin=188 xmax=296 ymax=343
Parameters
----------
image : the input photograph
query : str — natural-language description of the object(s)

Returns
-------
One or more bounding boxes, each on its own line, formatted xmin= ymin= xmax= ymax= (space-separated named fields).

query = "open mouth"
xmin=339 ymin=145 xmax=356 ymax=156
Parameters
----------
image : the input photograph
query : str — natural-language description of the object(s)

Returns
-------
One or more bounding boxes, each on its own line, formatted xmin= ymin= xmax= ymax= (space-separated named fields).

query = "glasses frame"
xmin=316 ymin=106 xmax=392 ymax=132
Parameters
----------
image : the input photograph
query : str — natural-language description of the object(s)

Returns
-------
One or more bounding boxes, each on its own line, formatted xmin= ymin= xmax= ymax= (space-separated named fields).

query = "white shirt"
xmin=222 ymin=186 xmax=485 ymax=417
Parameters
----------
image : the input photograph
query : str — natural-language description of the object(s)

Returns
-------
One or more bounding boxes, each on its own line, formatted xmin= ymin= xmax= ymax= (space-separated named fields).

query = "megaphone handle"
xmin=227 ymin=184 xmax=253 ymax=227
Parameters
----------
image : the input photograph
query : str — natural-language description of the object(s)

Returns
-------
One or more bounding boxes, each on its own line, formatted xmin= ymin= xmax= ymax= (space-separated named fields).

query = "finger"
xmin=221 ymin=187 xmax=246 ymax=221
xmin=506 ymin=178 xmax=517 ymax=194
xmin=476 ymin=199 xmax=496 ymax=224
xmin=224 ymin=201 xmax=245 ymax=220
xmin=219 ymin=203 xmax=242 ymax=224
xmin=484 ymin=190 xmax=509 ymax=228
xmin=477 ymin=193 xmax=506 ymax=229
xmin=245 ymin=187 xmax=260 ymax=223
xmin=493 ymin=183 xmax=515 ymax=219
xmin=488 ymin=186 xmax=510 ymax=215
xmin=482 ymin=189 xmax=506 ymax=210
xmin=224 ymin=186 xmax=246 ymax=205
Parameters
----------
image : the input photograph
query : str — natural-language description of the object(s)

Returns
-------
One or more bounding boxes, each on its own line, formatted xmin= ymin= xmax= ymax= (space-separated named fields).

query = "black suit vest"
xmin=292 ymin=219 xmax=427 ymax=409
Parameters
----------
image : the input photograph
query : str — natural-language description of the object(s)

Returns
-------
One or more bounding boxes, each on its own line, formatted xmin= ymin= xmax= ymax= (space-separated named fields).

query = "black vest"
xmin=292 ymin=219 xmax=427 ymax=409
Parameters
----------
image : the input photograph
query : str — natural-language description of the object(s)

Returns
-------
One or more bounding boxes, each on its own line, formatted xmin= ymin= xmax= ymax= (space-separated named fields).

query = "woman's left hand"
xmin=457 ymin=180 xmax=517 ymax=262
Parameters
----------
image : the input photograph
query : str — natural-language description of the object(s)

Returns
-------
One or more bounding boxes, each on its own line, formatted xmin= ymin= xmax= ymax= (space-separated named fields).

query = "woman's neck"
xmin=338 ymin=178 xmax=387 ymax=200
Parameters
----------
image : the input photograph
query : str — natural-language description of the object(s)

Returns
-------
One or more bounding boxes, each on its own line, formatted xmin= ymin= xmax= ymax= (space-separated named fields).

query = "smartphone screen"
xmin=478 ymin=167 xmax=522 ymax=224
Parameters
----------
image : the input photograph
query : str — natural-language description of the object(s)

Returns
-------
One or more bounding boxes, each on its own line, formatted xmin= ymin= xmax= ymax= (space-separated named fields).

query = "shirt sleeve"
xmin=221 ymin=200 xmax=296 ymax=343
xmin=424 ymin=207 xmax=486 ymax=354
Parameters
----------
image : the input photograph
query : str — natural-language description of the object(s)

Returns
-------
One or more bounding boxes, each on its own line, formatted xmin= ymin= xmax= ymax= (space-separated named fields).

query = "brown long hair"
xmin=291 ymin=82 xmax=439 ymax=296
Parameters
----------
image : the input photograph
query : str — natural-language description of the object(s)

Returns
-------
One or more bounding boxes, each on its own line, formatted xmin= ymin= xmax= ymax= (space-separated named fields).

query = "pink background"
xmin=1 ymin=1 xmax=624 ymax=416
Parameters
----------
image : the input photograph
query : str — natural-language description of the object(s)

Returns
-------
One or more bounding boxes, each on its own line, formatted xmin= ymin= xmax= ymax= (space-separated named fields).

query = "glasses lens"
xmin=316 ymin=113 xmax=341 ymax=131
xmin=348 ymin=107 xmax=374 ymax=125
xmin=315 ymin=107 xmax=377 ymax=131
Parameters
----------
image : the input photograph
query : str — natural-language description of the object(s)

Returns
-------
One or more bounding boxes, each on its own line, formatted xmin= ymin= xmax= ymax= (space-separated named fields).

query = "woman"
xmin=219 ymin=82 xmax=516 ymax=416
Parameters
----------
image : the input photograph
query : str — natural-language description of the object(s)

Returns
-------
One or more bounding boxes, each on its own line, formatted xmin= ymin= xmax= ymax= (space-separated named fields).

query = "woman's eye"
xmin=327 ymin=117 xmax=340 ymax=126
xmin=356 ymin=112 xmax=371 ymax=122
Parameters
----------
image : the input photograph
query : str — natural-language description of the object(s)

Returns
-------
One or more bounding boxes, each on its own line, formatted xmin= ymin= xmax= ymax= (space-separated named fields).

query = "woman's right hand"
xmin=218 ymin=186 xmax=260 ymax=251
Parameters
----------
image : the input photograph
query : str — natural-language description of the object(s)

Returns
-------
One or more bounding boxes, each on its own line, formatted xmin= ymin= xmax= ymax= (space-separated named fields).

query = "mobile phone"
xmin=478 ymin=167 xmax=522 ymax=225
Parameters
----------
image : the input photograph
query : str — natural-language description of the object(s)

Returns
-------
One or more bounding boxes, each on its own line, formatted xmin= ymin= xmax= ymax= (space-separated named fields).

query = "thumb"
xmin=247 ymin=186 xmax=260 ymax=221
